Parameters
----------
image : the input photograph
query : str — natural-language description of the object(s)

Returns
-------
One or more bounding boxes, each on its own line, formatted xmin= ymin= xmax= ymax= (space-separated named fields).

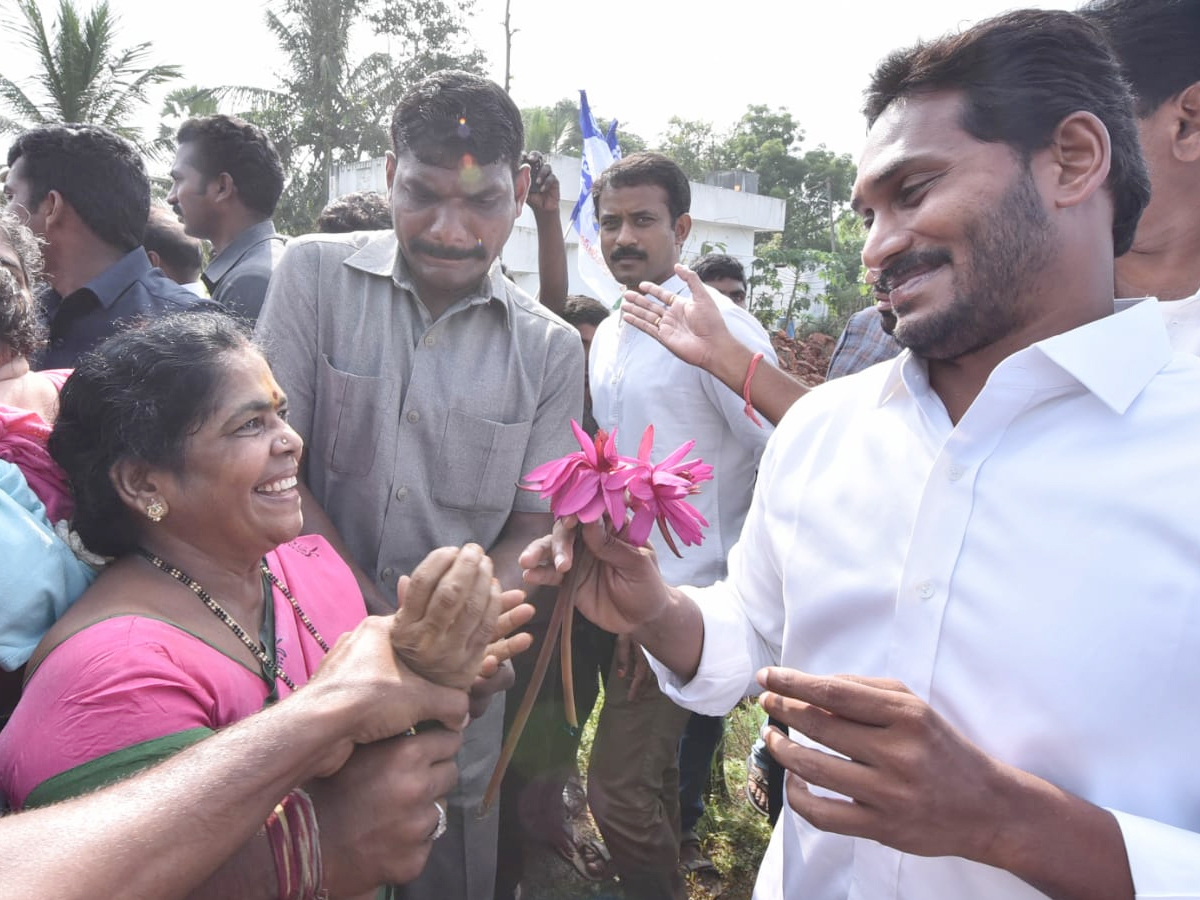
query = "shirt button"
xmin=407 ymin=410 xmax=420 ymax=423
xmin=424 ymin=335 xmax=436 ymax=347
xmin=916 ymin=580 xmax=935 ymax=600
xmin=395 ymin=486 xmax=408 ymax=501
xmin=947 ymin=464 xmax=965 ymax=482
xmin=381 ymin=567 xmax=395 ymax=581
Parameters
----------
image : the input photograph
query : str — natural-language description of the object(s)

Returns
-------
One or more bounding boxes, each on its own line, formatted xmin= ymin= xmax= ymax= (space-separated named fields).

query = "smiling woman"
xmin=0 ymin=313 xmax=361 ymax=811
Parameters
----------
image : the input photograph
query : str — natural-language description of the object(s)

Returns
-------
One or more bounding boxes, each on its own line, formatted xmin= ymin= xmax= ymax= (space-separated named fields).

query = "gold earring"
xmin=146 ymin=499 xmax=168 ymax=522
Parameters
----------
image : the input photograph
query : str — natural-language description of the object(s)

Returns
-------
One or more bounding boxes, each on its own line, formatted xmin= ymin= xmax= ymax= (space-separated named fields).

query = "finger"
xmin=406 ymin=676 xmax=472 ymax=734
xmin=480 ymin=631 xmax=534 ymax=673
xmin=672 ymin=264 xmax=714 ymax=302
xmin=764 ymin=724 xmax=875 ymax=805
xmin=519 ymin=535 xmax=562 ymax=584
xmin=425 ymin=544 xmax=490 ymax=633
xmin=757 ymin=668 xmax=913 ymax=727
xmin=494 ymin=597 xmax=534 ymax=637
xmin=759 ymin=691 xmax=885 ymax=765
xmin=552 ymin=517 xmax=580 ymax=572
xmin=403 ymin=725 xmax=465 ymax=766
xmin=635 ymin=280 xmax=679 ymax=307
xmin=398 ymin=547 xmax=459 ymax=624
xmin=621 ymin=289 xmax=663 ymax=316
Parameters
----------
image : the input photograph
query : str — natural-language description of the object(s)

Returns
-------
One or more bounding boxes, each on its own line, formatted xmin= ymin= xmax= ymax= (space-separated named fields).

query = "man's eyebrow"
xmin=851 ymin=154 xmax=931 ymax=214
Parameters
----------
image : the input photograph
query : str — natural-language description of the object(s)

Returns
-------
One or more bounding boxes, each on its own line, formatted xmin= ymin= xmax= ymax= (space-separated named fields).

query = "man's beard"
xmin=891 ymin=167 xmax=1053 ymax=361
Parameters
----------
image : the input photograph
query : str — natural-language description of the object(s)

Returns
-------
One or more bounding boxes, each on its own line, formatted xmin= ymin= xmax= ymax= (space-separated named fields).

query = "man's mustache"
xmin=410 ymin=239 xmax=487 ymax=261
xmin=875 ymin=249 xmax=952 ymax=294
xmin=610 ymin=247 xmax=647 ymax=262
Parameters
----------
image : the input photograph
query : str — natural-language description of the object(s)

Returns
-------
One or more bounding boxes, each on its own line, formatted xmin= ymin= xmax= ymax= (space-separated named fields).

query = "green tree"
xmin=237 ymin=0 xmax=487 ymax=234
xmin=0 ymin=0 xmax=181 ymax=145
xmin=657 ymin=116 xmax=722 ymax=181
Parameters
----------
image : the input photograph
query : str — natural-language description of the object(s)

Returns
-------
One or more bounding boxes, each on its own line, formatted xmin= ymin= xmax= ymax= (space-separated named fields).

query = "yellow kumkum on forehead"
xmin=459 ymin=152 xmax=483 ymax=188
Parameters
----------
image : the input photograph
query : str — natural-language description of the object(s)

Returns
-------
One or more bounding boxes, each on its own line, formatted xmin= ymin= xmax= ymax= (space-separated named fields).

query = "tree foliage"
xmin=235 ymin=0 xmax=486 ymax=233
xmin=653 ymin=104 xmax=868 ymax=323
xmin=519 ymin=96 xmax=647 ymax=157
xmin=0 ymin=0 xmax=181 ymax=148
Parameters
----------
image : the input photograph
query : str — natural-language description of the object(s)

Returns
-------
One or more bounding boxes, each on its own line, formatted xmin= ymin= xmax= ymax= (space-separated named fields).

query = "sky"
xmin=3 ymin=0 xmax=1075 ymax=162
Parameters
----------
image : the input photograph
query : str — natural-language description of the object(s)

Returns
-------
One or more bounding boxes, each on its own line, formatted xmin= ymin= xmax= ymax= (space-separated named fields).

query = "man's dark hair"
xmin=863 ymin=9 xmax=1150 ymax=257
xmin=315 ymin=190 xmax=392 ymax=233
xmin=7 ymin=124 xmax=149 ymax=251
xmin=1078 ymin=0 xmax=1200 ymax=117
xmin=143 ymin=207 xmax=203 ymax=282
xmin=591 ymin=152 xmax=691 ymax=223
xmin=560 ymin=295 xmax=610 ymax=329
xmin=390 ymin=70 xmax=524 ymax=172
xmin=692 ymin=253 xmax=746 ymax=285
xmin=176 ymin=115 xmax=284 ymax=217
xmin=0 ymin=211 xmax=46 ymax=359
xmin=50 ymin=313 xmax=254 ymax=557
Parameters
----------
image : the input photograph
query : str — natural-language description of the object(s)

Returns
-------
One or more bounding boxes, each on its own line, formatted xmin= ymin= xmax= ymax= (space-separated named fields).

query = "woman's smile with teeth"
xmin=256 ymin=475 xmax=298 ymax=494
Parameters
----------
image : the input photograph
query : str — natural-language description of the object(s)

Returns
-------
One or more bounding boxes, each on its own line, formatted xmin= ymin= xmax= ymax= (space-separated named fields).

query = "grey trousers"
xmin=391 ymin=695 xmax=503 ymax=900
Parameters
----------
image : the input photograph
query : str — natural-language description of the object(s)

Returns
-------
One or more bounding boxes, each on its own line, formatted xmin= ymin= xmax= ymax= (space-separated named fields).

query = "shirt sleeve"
xmin=511 ymin=323 xmax=585 ymax=514
xmin=213 ymin=266 xmax=272 ymax=322
xmin=1110 ymin=809 xmax=1200 ymax=898
xmin=255 ymin=240 xmax=322 ymax=450
xmin=697 ymin=309 xmax=777 ymax=458
xmin=647 ymin=411 xmax=791 ymax=714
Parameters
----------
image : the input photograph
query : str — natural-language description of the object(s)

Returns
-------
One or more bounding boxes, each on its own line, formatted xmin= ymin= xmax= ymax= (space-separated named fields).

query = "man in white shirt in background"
xmin=1080 ymin=0 xmax=1200 ymax=352
xmin=585 ymin=151 xmax=776 ymax=899
xmin=523 ymin=10 xmax=1200 ymax=899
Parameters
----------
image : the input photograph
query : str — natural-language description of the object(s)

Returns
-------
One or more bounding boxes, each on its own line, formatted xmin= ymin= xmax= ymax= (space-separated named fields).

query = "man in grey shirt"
xmin=256 ymin=71 xmax=582 ymax=900
xmin=168 ymin=115 xmax=287 ymax=321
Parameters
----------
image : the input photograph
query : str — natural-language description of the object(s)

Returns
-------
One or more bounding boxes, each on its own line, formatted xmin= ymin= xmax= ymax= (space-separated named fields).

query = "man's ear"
xmin=1045 ymin=111 xmax=1110 ymax=211
xmin=1171 ymin=81 xmax=1200 ymax=163
xmin=513 ymin=163 xmax=531 ymax=214
xmin=674 ymin=212 xmax=692 ymax=247
xmin=41 ymin=189 xmax=67 ymax=231
xmin=212 ymin=172 xmax=236 ymax=203
xmin=385 ymin=150 xmax=397 ymax=196
xmin=146 ymin=249 xmax=162 ymax=268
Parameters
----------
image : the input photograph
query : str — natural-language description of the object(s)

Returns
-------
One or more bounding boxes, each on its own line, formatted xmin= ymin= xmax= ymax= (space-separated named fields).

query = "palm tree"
xmin=0 ymin=0 xmax=181 ymax=145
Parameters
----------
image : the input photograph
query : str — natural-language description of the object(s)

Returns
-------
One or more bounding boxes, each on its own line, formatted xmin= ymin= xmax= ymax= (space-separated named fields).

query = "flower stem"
xmin=560 ymin=565 xmax=579 ymax=730
xmin=479 ymin=581 xmax=571 ymax=815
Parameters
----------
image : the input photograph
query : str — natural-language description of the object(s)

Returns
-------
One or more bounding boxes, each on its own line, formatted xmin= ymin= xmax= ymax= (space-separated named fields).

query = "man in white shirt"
xmin=523 ymin=10 xmax=1200 ymax=899
xmin=1080 ymin=0 xmax=1200 ymax=352
xmin=585 ymin=151 xmax=775 ymax=899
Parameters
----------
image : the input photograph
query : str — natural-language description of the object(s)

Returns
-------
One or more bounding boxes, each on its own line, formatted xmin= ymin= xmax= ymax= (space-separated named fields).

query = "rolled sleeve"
xmin=1111 ymin=808 xmax=1200 ymax=898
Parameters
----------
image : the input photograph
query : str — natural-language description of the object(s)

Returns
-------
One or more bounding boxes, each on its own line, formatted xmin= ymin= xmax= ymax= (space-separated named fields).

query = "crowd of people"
xmin=0 ymin=1 xmax=1198 ymax=899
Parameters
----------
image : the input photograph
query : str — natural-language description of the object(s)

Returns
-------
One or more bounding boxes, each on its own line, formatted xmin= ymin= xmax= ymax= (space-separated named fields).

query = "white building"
xmin=329 ymin=153 xmax=786 ymax=302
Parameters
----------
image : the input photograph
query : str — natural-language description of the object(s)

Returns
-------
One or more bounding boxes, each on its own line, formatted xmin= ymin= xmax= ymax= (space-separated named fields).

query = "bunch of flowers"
xmin=482 ymin=422 xmax=712 ymax=813
xmin=520 ymin=419 xmax=713 ymax=556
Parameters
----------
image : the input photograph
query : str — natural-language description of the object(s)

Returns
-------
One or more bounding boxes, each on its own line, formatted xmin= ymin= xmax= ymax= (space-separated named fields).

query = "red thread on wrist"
xmin=743 ymin=352 xmax=765 ymax=427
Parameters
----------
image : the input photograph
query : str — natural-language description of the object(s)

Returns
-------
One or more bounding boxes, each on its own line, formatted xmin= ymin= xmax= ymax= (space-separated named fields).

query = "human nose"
xmin=276 ymin=421 xmax=304 ymax=457
xmin=614 ymin=219 xmax=637 ymax=247
xmin=166 ymin=185 xmax=178 ymax=206
xmin=860 ymin=213 xmax=912 ymax=273
xmin=426 ymin=201 xmax=473 ymax=248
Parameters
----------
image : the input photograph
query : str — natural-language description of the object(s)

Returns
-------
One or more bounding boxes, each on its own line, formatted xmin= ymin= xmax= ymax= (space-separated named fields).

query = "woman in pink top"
xmin=0 ymin=313 xmax=528 ymax=897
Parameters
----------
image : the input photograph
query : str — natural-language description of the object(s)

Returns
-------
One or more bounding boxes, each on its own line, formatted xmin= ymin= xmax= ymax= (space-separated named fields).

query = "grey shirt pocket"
xmin=315 ymin=354 xmax=396 ymax=477
xmin=433 ymin=408 xmax=534 ymax=512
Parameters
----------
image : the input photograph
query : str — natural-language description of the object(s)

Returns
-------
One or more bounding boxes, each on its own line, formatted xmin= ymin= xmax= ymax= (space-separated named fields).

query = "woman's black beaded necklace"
xmin=137 ymin=548 xmax=331 ymax=692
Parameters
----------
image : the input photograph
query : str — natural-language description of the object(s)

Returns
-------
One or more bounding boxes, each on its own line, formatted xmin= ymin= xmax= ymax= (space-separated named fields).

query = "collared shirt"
xmin=650 ymin=299 xmax=1200 ymax=899
xmin=826 ymin=306 xmax=903 ymax=380
xmin=255 ymin=230 xmax=583 ymax=588
xmin=202 ymin=220 xmax=287 ymax=322
xmin=36 ymin=247 xmax=220 ymax=370
xmin=589 ymin=274 xmax=776 ymax=586
xmin=1116 ymin=284 xmax=1200 ymax=356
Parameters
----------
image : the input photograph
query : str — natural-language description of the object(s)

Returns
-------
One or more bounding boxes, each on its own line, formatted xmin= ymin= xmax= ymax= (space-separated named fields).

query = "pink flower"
xmin=521 ymin=420 xmax=633 ymax=524
xmin=623 ymin=426 xmax=713 ymax=555
xmin=522 ymin=422 xmax=712 ymax=556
